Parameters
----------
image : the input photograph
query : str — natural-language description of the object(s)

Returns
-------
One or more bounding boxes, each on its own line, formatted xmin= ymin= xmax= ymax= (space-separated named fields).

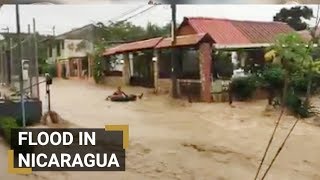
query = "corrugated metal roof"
xmin=182 ymin=17 xmax=295 ymax=45
xmin=232 ymin=20 xmax=294 ymax=43
xmin=155 ymin=33 xmax=213 ymax=49
xmin=103 ymin=37 xmax=163 ymax=56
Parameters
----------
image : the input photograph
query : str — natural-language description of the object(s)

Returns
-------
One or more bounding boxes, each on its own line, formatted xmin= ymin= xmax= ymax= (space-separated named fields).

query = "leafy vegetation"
xmin=95 ymin=21 xmax=171 ymax=43
xmin=41 ymin=64 xmax=57 ymax=77
xmin=0 ymin=117 xmax=19 ymax=144
xmin=259 ymin=64 xmax=284 ymax=90
xmin=93 ymin=42 xmax=106 ymax=84
xmin=265 ymin=33 xmax=320 ymax=118
xmin=285 ymin=91 xmax=318 ymax=118
xmin=230 ymin=76 xmax=258 ymax=101
xmin=212 ymin=51 xmax=234 ymax=78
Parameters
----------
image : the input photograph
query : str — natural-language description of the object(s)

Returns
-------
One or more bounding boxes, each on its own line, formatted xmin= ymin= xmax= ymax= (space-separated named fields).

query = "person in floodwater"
xmin=106 ymin=86 xmax=143 ymax=101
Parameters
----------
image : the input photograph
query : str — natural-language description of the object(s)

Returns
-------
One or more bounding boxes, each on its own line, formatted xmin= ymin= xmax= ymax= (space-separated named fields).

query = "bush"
xmin=0 ymin=117 xmax=19 ymax=144
xmin=230 ymin=76 xmax=258 ymax=101
xmin=290 ymin=74 xmax=320 ymax=95
xmin=260 ymin=64 xmax=284 ymax=90
xmin=42 ymin=64 xmax=57 ymax=77
xmin=15 ymin=114 xmax=35 ymax=126
xmin=290 ymin=75 xmax=308 ymax=95
xmin=93 ymin=56 xmax=104 ymax=84
xmin=285 ymin=91 xmax=318 ymax=118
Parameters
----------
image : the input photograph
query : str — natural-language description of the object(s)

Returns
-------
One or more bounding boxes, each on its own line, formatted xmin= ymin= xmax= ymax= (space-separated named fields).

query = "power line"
xmin=109 ymin=5 xmax=147 ymax=23
xmin=260 ymin=118 xmax=300 ymax=180
xmin=94 ymin=5 xmax=148 ymax=27
xmin=116 ymin=5 xmax=157 ymax=24
xmin=254 ymin=108 xmax=285 ymax=180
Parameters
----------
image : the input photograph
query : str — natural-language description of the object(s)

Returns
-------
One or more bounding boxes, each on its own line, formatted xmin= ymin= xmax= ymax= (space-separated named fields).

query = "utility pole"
xmin=170 ymin=2 xmax=178 ymax=98
xmin=33 ymin=18 xmax=40 ymax=99
xmin=52 ymin=26 xmax=55 ymax=36
xmin=28 ymin=24 xmax=33 ymax=97
xmin=15 ymin=4 xmax=26 ymax=127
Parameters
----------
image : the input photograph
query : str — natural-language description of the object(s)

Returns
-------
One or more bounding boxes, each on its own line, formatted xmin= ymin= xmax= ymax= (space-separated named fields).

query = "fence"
xmin=0 ymin=32 xmax=40 ymax=99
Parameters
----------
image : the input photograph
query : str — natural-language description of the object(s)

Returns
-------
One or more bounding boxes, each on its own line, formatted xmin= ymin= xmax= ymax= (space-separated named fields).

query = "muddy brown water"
xmin=1 ymin=78 xmax=320 ymax=180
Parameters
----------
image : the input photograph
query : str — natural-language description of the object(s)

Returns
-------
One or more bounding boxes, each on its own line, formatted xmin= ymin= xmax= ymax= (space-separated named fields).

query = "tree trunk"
xmin=305 ymin=72 xmax=312 ymax=104
xmin=281 ymin=70 xmax=289 ymax=108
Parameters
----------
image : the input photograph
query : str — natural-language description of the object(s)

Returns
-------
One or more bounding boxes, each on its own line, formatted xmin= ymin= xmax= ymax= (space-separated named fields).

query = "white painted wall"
xmin=46 ymin=45 xmax=57 ymax=64
xmin=63 ymin=39 xmax=88 ymax=58
xmin=47 ymin=39 xmax=94 ymax=63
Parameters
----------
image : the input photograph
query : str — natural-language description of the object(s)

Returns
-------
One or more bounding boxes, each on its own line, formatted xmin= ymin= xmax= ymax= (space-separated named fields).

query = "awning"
xmin=103 ymin=37 xmax=163 ymax=56
xmin=155 ymin=33 xmax=213 ymax=49
xmin=213 ymin=43 xmax=271 ymax=50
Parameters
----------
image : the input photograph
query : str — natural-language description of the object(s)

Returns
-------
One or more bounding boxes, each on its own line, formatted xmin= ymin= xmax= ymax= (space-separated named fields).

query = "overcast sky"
xmin=0 ymin=4 xmax=318 ymax=35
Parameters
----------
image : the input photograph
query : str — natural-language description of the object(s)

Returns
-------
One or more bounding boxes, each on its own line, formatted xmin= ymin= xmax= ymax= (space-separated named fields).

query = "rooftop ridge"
xmin=185 ymin=17 xmax=288 ymax=25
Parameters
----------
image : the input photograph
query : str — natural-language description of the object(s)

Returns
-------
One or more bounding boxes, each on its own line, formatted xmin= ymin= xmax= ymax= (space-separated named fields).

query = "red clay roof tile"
xmin=155 ymin=33 xmax=213 ymax=49
xmin=182 ymin=17 xmax=295 ymax=45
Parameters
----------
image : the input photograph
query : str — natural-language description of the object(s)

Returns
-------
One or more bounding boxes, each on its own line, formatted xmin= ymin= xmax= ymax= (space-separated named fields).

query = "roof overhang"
xmin=155 ymin=33 xmax=213 ymax=49
xmin=213 ymin=43 xmax=271 ymax=50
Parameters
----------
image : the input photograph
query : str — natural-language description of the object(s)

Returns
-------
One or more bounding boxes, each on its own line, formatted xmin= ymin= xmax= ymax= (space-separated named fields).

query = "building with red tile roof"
xmin=177 ymin=17 xmax=295 ymax=47
xmin=101 ymin=17 xmax=297 ymax=102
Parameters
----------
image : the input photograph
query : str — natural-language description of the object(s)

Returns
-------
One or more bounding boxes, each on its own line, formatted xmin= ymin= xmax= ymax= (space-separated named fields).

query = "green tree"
xmin=145 ymin=22 xmax=171 ymax=38
xmin=92 ymin=40 xmax=107 ymax=84
xmin=95 ymin=21 xmax=146 ymax=42
xmin=273 ymin=6 xmax=313 ymax=31
xmin=266 ymin=33 xmax=320 ymax=117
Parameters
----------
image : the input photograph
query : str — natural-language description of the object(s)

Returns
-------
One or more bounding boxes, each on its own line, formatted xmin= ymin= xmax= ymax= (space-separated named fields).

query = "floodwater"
xmin=1 ymin=78 xmax=320 ymax=180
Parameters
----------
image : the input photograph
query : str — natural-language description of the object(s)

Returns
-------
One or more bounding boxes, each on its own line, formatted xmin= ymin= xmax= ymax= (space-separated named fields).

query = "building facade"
xmin=46 ymin=24 xmax=96 ymax=79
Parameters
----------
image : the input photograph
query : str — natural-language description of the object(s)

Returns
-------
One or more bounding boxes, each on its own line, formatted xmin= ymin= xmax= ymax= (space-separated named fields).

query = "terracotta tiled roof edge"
xmin=185 ymin=17 xmax=289 ymax=25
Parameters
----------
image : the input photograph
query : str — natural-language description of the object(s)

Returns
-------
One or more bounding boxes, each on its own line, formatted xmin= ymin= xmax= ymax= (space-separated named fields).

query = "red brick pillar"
xmin=123 ymin=53 xmax=130 ymax=85
xmin=199 ymin=42 xmax=212 ymax=102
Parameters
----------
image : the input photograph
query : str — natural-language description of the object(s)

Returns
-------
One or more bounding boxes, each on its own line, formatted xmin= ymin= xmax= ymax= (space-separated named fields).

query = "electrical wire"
xmin=109 ymin=4 xmax=147 ymax=23
xmin=116 ymin=5 xmax=157 ymax=24
xmin=260 ymin=117 xmax=300 ymax=180
xmin=254 ymin=108 xmax=285 ymax=180
xmin=94 ymin=5 xmax=148 ymax=27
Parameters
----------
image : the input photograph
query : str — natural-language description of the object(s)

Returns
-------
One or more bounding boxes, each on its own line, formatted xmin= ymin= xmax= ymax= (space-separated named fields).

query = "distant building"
xmin=45 ymin=24 xmax=97 ymax=79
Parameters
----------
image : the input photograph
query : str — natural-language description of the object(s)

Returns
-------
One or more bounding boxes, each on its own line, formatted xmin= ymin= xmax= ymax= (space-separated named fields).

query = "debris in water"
xmin=41 ymin=111 xmax=63 ymax=125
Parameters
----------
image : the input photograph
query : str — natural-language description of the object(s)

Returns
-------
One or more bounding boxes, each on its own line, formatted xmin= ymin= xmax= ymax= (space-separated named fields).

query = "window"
xmin=57 ymin=42 xmax=61 ymax=56
xmin=48 ymin=45 xmax=52 ymax=57
xmin=61 ymin=41 xmax=64 ymax=50
xmin=181 ymin=48 xmax=199 ymax=79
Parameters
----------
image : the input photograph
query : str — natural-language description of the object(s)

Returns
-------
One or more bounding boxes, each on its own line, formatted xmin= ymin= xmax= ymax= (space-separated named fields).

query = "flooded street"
xmin=1 ymin=78 xmax=320 ymax=180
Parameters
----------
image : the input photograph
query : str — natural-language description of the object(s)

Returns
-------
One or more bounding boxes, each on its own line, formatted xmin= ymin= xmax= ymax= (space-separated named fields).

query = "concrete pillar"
xmin=153 ymin=50 xmax=160 ymax=92
xmin=65 ymin=61 xmax=70 ymax=78
xmin=129 ymin=53 xmax=134 ymax=76
xmin=199 ymin=42 xmax=212 ymax=102
xmin=88 ymin=55 xmax=93 ymax=77
xmin=69 ymin=59 xmax=73 ymax=77
xmin=78 ymin=59 xmax=82 ymax=78
xmin=123 ymin=53 xmax=130 ymax=85
xmin=56 ymin=62 xmax=62 ymax=78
